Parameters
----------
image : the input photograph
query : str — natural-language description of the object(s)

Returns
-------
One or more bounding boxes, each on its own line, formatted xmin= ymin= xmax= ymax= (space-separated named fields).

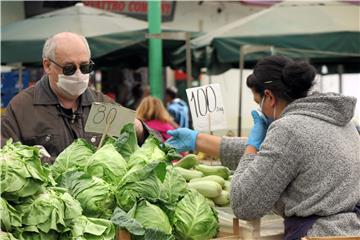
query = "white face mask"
xmin=259 ymin=96 xmax=276 ymax=125
xmin=57 ymin=71 xmax=89 ymax=97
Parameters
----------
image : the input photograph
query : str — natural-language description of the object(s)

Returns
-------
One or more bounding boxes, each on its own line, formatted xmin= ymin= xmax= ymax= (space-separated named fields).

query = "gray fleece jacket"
xmin=220 ymin=92 xmax=360 ymax=236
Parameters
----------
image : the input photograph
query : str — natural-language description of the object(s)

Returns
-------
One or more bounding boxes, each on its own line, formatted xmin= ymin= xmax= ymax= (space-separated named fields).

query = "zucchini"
xmin=212 ymin=190 xmax=230 ymax=206
xmin=188 ymin=180 xmax=222 ymax=198
xmin=205 ymin=198 xmax=216 ymax=207
xmin=223 ymin=181 xmax=231 ymax=191
xmin=174 ymin=167 xmax=203 ymax=181
xmin=194 ymin=164 xmax=231 ymax=180
xmin=189 ymin=175 xmax=225 ymax=187
xmin=173 ymin=154 xmax=198 ymax=169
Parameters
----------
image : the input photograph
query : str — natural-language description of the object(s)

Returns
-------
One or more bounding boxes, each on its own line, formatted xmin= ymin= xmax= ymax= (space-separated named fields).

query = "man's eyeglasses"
xmin=49 ymin=59 xmax=95 ymax=76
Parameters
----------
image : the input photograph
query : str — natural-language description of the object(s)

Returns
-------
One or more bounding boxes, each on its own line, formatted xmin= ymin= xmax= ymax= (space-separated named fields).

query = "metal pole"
xmin=185 ymin=32 xmax=192 ymax=88
xmin=207 ymin=46 xmax=212 ymax=85
xmin=148 ymin=0 xmax=163 ymax=99
xmin=238 ymin=46 xmax=244 ymax=137
xmin=337 ymin=64 xmax=343 ymax=94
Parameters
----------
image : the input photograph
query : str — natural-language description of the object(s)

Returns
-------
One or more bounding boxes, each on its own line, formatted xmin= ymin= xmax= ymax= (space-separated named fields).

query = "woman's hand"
xmin=166 ymin=128 xmax=199 ymax=152
xmin=246 ymin=110 xmax=269 ymax=150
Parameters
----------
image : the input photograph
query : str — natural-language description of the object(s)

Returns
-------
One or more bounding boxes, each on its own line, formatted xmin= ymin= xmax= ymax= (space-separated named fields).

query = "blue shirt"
xmin=168 ymin=98 xmax=189 ymax=128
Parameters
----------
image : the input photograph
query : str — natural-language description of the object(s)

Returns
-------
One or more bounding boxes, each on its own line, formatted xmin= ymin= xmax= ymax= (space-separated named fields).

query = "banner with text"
xmin=83 ymin=1 xmax=176 ymax=22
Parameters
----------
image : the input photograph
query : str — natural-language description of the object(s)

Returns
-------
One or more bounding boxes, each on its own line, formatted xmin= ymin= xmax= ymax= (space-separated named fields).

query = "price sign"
xmin=186 ymin=83 xmax=226 ymax=131
xmin=85 ymin=102 xmax=135 ymax=137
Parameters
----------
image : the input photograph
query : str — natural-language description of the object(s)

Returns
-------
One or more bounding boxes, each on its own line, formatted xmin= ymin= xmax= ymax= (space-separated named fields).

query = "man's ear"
xmin=43 ymin=59 xmax=51 ymax=74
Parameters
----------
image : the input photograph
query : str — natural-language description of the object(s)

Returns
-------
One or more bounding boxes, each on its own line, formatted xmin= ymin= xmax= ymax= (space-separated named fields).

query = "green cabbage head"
xmin=173 ymin=190 xmax=218 ymax=240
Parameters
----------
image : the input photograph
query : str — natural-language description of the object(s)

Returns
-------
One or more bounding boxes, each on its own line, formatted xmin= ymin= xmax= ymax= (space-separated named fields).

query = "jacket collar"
xmin=33 ymin=75 xmax=95 ymax=106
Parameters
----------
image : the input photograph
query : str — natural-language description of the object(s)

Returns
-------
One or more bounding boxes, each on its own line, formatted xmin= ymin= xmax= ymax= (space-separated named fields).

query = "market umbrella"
xmin=172 ymin=1 xmax=360 ymax=74
xmin=1 ymin=3 xmax=149 ymax=64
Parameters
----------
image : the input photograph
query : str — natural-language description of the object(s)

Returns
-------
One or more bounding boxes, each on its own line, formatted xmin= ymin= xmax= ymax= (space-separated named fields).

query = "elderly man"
xmin=1 ymin=32 xmax=146 ymax=162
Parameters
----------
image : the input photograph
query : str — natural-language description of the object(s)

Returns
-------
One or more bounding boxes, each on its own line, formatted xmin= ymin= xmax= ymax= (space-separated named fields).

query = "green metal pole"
xmin=148 ymin=0 xmax=163 ymax=99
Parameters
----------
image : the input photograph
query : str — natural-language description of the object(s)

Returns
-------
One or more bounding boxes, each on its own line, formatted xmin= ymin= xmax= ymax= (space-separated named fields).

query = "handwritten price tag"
xmin=85 ymin=102 xmax=135 ymax=137
xmin=186 ymin=84 xmax=227 ymax=131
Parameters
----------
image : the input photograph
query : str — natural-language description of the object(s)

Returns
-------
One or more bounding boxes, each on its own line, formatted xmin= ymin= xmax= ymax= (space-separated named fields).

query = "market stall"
xmin=0 ymin=122 xmax=285 ymax=240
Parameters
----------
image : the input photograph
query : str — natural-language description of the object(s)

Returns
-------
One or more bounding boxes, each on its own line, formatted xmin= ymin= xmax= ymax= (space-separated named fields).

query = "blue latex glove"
xmin=166 ymin=128 xmax=199 ymax=152
xmin=246 ymin=110 xmax=269 ymax=150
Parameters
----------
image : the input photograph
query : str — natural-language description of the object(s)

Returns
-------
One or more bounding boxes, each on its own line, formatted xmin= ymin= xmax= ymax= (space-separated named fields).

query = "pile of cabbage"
xmin=0 ymin=123 xmax=219 ymax=240
xmin=0 ymin=139 xmax=114 ymax=240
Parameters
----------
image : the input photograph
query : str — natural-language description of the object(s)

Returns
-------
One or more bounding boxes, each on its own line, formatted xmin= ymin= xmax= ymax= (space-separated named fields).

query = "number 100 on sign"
xmin=186 ymin=83 xmax=227 ymax=131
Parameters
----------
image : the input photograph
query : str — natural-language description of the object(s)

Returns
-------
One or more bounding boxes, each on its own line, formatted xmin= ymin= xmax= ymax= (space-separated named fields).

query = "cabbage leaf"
xmin=0 ymin=197 xmax=22 ymax=232
xmin=85 ymin=144 xmax=127 ymax=186
xmin=161 ymin=166 xmax=187 ymax=204
xmin=0 ymin=231 xmax=18 ymax=240
xmin=60 ymin=171 xmax=116 ymax=219
xmin=115 ymin=161 xmax=166 ymax=212
xmin=112 ymin=123 xmax=139 ymax=161
xmin=66 ymin=215 xmax=115 ymax=240
xmin=111 ymin=206 xmax=145 ymax=236
xmin=52 ymin=139 xmax=95 ymax=181
xmin=134 ymin=201 xmax=172 ymax=235
xmin=17 ymin=188 xmax=82 ymax=234
xmin=173 ymin=190 xmax=218 ymax=240
xmin=0 ymin=140 xmax=55 ymax=199
xmin=127 ymin=136 xmax=166 ymax=168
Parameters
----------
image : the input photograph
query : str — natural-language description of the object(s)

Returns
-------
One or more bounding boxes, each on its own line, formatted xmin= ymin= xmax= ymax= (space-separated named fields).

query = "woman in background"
xmin=136 ymin=96 xmax=178 ymax=141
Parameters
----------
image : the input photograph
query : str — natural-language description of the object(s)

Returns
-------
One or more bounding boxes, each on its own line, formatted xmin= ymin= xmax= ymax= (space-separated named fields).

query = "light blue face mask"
xmin=258 ymin=96 xmax=275 ymax=126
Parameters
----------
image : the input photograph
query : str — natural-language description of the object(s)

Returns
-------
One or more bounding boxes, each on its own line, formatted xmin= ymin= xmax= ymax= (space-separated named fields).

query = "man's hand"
xmin=34 ymin=145 xmax=54 ymax=164
xmin=134 ymin=118 xmax=145 ymax=143
xmin=246 ymin=110 xmax=269 ymax=150
xmin=166 ymin=128 xmax=199 ymax=152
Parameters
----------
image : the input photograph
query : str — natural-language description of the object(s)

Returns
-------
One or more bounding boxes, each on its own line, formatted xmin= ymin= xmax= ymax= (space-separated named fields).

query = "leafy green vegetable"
xmin=134 ymin=228 xmax=176 ymax=240
xmin=134 ymin=201 xmax=172 ymax=235
xmin=121 ymin=161 xmax=167 ymax=184
xmin=51 ymin=139 xmax=95 ymax=181
xmin=0 ymin=140 xmax=55 ymax=199
xmin=13 ymin=229 xmax=58 ymax=240
xmin=173 ymin=190 xmax=218 ymax=240
xmin=112 ymin=123 xmax=139 ymax=161
xmin=159 ymin=143 xmax=182 ymax=162
xmin=0 ymin=197 xmax=22 ymax=232
xmin=111 ymin=206 xmax=145 ymax=236
xmin=60 ymin=171 xmax=116 ymax=219
xmin=0 ymin=231 xmax=18 ymax=240
xmin=17 ymin=188 xmax=82 ymax=234
xmin=115 ymin=161 xmax=166 ymax=211
xmin=127 ymin=135 xmax=167 ymax=168
xmin=161 ymin=166 xmax=187 ymax=204
xmin=112 ymin=203 xmax=174 ymax=240
xmin=85 ymin=143 xmax=127 ymax=185
xmin=116 ymin=174 xmax=163 ymax=212
xmin=67 ymin=216 xmax=115 ymax=240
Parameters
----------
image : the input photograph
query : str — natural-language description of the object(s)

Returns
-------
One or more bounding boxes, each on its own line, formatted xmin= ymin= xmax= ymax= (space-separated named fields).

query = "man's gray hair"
xmin=42 ymin=32 xmax=91 ymax=60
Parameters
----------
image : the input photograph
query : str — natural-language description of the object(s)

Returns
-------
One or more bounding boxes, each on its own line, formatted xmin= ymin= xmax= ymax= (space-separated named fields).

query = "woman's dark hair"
xmin=246 ymin=55 xmax=316 ymax=102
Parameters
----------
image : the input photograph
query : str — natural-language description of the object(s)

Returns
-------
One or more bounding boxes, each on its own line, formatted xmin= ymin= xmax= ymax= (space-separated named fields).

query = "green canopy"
xmin=173 ymin=1 xmax=360 ymax=74
xmin=1 ymin=3 xmax=149 ymax=64
xmin=1 ymin=3 xmax=200 ymax=68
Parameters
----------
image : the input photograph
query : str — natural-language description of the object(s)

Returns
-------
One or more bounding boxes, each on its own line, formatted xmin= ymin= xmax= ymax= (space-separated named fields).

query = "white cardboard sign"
xmin=85 ymin=102 xmax=135 ymax=137
xmin=186 ymin=83 xmax=226 ymax=131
